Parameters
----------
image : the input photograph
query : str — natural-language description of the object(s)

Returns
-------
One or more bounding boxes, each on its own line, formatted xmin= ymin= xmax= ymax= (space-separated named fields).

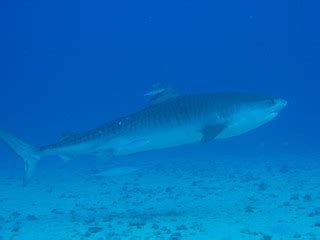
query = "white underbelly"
xmin=115 ymin=127 xmax=203 ymax=155
xmin=217 ymin=120 xmax=270 ymax=139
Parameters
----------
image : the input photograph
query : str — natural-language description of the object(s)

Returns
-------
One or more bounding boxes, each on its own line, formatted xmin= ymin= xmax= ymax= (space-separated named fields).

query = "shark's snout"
xmin=272 ymin=98 xmax=287 ymax=112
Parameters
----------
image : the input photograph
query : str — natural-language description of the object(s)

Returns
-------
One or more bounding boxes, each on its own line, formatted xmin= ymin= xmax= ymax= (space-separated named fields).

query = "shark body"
xmin=0 ymin=86 xmax=287 ymax=180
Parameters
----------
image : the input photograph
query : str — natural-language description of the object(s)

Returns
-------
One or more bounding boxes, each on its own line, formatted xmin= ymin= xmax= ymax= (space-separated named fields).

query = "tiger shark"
xmin=0 ymin=85 xmax=287 ymax=181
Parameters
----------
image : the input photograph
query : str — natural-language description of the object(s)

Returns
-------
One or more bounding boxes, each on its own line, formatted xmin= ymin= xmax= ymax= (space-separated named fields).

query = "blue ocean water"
xmin=0 ymin=0 xmax=319 ymax=239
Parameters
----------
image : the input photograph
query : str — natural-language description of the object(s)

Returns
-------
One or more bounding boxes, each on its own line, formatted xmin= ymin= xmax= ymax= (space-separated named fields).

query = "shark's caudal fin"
xmin=0 ymin=129 xmax=40 ymax=181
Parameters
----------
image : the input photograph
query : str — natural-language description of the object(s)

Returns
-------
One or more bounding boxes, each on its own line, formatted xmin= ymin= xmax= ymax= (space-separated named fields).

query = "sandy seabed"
xmin=0 ymin=151 xmax=320 ymax=240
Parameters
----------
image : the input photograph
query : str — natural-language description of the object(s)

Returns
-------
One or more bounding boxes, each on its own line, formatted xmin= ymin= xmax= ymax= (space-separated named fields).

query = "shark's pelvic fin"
xmin=145 ymin=83 xmax=180 ymax=106
xmin=117 ymin=139 xmax=150 ymax=152
xmin=0 ymin=129 xmax=41 ymax=182
xmin=58 ymin=154 xmax=73 ymax=163
xmin=200 ymin=124 xmax=226 ymax=144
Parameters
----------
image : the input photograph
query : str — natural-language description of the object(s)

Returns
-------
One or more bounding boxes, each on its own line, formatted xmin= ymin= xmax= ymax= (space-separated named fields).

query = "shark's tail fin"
xmin=0 ymin=129 xmax=40 ymax=181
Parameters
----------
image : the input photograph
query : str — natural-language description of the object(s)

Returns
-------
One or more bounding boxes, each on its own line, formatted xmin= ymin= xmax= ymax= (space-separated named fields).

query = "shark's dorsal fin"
xmin=144 ymin=83 xmax=180 ymax=106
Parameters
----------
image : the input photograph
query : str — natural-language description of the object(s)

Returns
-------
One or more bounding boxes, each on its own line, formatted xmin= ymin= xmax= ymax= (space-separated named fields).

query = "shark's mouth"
xmin=267 ymin=111 xmax=279 ymax=119
xmin=270 ymin=110 xmax=279 ymax=114
xmin=267 ymin=99 xmax=287 ymax=117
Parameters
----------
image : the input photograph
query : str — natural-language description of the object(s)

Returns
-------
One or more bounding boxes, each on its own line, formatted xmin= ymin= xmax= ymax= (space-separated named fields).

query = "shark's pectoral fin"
xmin=200 ymin=124 xmax=226 ymax=144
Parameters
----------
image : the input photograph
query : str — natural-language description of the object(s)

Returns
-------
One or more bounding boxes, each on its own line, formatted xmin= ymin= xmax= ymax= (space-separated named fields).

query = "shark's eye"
xmin=265 ymin=99 xmax=275 ymax=106
xmin=261 ymin=99 xmax=275 ymax=107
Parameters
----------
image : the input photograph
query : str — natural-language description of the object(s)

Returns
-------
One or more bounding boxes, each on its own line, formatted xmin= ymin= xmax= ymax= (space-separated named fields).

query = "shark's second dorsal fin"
xmin=144 ymin=83 xmax=180 ymax=106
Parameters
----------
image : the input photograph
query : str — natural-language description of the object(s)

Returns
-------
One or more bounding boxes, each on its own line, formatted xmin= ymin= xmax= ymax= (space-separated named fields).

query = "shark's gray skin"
xmin=0 ymin=86 xmax=287 ymax=180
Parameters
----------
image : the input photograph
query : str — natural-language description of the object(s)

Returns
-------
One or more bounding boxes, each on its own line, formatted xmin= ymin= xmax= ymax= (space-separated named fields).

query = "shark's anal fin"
xmin=200 ymin=124 xmax=226 ymax=144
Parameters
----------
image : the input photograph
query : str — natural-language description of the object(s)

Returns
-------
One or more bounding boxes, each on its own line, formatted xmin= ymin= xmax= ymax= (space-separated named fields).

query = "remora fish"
xmin=0 ymin=85 xmax=287 ymax=180
xmin=93 ymin=167 xmax=140 ymax=177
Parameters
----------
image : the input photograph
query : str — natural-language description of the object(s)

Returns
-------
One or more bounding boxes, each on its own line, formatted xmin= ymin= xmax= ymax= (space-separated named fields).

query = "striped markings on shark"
xmin=0 ymin=84 xmax=287 ymax=183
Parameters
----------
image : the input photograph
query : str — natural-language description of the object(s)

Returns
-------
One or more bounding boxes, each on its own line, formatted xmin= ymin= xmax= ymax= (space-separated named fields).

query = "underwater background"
xmin=0 ymin=0 xmax=319 ymax=239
